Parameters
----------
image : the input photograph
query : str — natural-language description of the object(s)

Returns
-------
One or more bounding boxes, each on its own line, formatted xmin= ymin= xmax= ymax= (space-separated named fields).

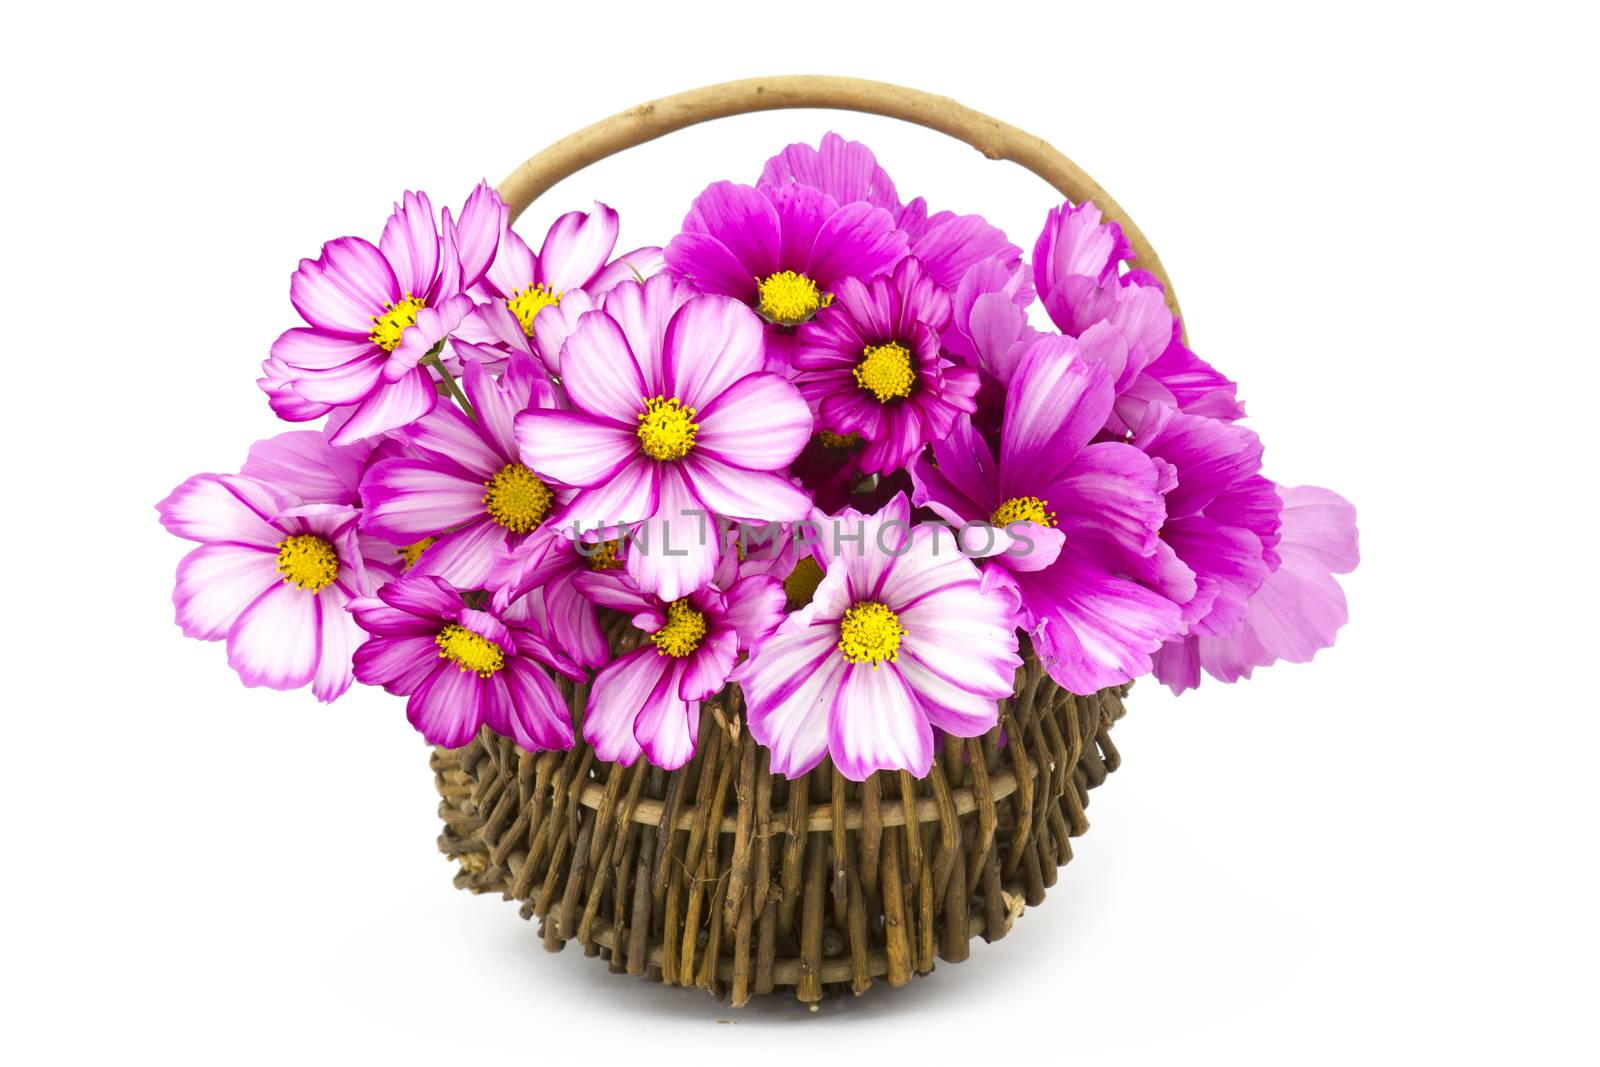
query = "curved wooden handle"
xmin=496 ymin=75 xmax=1182 ymax=323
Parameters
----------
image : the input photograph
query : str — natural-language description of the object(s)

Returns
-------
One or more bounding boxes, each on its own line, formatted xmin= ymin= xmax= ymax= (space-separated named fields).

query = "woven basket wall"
xmin=433 ymin=631 xmax=1128 ymax=1005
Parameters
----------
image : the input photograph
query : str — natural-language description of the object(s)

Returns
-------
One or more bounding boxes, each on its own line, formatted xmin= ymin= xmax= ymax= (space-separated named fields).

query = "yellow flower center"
xmin=399 ymin=537 xmax=436 ymax=569
xmin=817 ymin=430 xmax=861 ymax=450
xmin=853 ymin=341 xmax=916 ymax=403
xmin=756 ymin=269 xmax=823 ymax=324
xmin=587 ymin=539 xmax=624 ymax=571
xmin=990 ymin=496 xmax=1057 ymax=528
xmin=435 ymin=623 xmax=506 ymax=678
xmin=650 ymin=599 xmax=707 ymax=658
xmin=275 ymin=534 xmax=339 ymax=593
xmin=636 ymin=395 xmax=699 ymax=461
xmin=506 ymin=282 xmax=562 ymax=337
xmin=370 ymin=294 xmax=426 ymax=353
xmin=483 ymin=463 xmax=553 ymax=532
xmin=783 ymin=556 xmax=825 ymax=611
xmin=838 ymin=601 xmax=906 ymax=668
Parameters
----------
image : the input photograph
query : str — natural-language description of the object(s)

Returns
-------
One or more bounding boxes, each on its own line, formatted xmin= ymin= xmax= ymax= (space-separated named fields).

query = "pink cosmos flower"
xmin=909 ymin=342 xmax=1187 ymax=695
xmin=515 ymin=277 xmax=814 ymax=601
xmin=575 ymin=559 xmax=785 ymax=769
xmin=737 ymin=495 xmax=1021 ymax=780
xmin=489 ymin=528 xmax=623 ymax=671
xmin=157 ymin=465 xmax=386 ymax=702
xmin=459 ymin=199 xmax=664 ymax=374
xmin=793 ymin=257 xmax=979 ymax=475
xmin=265 ymin=184 xmax=503 ymax=445
xmin=360 ymin=356 xmax=569 ymax=590
xmin=1032 ymin=201 xmax=1243 ymax=432
xmin=349 ymin=574 xmax=581 ymax=749
xmin=664 ymin=179 xmax=908 ymax=369
xmin=1151 ymin=485 xmax=1358 ymax=692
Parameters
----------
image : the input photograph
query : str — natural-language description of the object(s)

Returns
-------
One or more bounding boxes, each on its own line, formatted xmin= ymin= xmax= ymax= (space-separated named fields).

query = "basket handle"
xmin=496 ymin=75 xmax=1182 ymax=324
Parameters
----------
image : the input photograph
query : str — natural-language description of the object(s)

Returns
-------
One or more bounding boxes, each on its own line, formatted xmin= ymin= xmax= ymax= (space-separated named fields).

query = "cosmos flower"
xmin=515 ymin=277 xmax=814 ymax=601
xmin=1032 ymin=200 xmax=1243 ymax=433
xmin=793 ymin=257 xmax=979 ymax=474
xmin=909 ymin=341 xmax=1187 ymax=694
xmin=575 ymin=560 xmax=785 ymax=769
xmin=1131 ymin=404 xmax=1280 ymax=635
xmin=758 ymin=132 xmax=1026 ymax=296
xmin=664 ymin=179 xmax=908 ymax=368
xmin=737 ymin=495 xmax=1021 ymax=780
xmin=488 ymin=528 xmax=625 ymax=671
xmin=157 ymin=469 xmax=385 ymax=702
xmin=1151 ymin=485 xmax=1357 ymax=692
xmin=459 ymin=199 xmax=664 ymax=374
xmin=360 ymin=355 xmax=569 ymax=590
xmin=265 ymin=185 xmax=502 ymax=444
xmin=349 ymin=574 xmax=580 ymax=749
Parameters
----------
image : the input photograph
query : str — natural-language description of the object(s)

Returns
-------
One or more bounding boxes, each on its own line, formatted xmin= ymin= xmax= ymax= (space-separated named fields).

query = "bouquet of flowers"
xmin=158 ymin=132 xmax=1357 ymax=782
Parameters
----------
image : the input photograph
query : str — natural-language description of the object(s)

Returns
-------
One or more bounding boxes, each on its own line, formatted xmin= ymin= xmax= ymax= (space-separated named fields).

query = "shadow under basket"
xmin=432 ymin=650 xmax=1129 ymax=1006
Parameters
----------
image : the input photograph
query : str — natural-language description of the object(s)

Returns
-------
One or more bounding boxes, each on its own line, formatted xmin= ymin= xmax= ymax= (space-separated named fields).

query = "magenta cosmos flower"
xmin=910 ymin=342 xmax=1186 ymax=695
xmin=1152 ymin=484 xmax=1358 ymax=692
xmin=1033 ymin=200 xmax=1242 ymax=433
xmin=758 ymin=133 xmax=1027 ymax=298
xmin=737 ymin=495 xmax=1021 ymax=781
xmin=574 ymin=559 xmax=784 ymax=769
xmin=1130 ymin=404 xmax=1280 ymax=637
xmin=793 ymin=256 xmax=978 ymax=475
xmin=515 ymin=277 xmax=814 ymax=601
xmin=460 ymin=199 xmax=663 ymax=374
xmin=663 ymin=179 xmax=907 ymax=367
xmin=350 ymin=574 xmax=581 ymax=749
xmin=158 ymin=469 xmax=384 ymax=702
xmin=360 ymin=356 xmax=569 ymax=590
xmin=265 ymin=184 xmax=502 ymax=445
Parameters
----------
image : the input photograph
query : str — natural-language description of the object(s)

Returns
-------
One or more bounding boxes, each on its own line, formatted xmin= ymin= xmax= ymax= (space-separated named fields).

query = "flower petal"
xmin=359 ymin=457 xmax=486 ymax=543
xmin=516 ymin=410 xmax=640 ymax=489
xmin=1000 ymin=338 xmax=1112 ymax=491
xmin=353 ymin=634 xmax=440 ymax=694
xmin=226 ymin=582 xmax=322 ymax=691
xmin=379 ymin=190 xmax=441 ymax=299
xmin=662 ymin=295 xmax=766 ymax=412
xmin=584 ymin=647 xmax=664 ymax=765
xmin=407 ymin=662 xmax=484 ymax=748
xmin=559 ymin=309 xmax=649 ymax=422
xmin=173 ymin=543 xmax=277 ymax=641
xmin=1025 ymin=547 xmax=1185 ymax=694
xmin=290 ymin=237 xmax=397 ymax=337
xmin=635 ymin=660 xmax=701 ymax=769
xmin=537 ymin=202 xmax=620 ymax=291
xmin=329 ymin=367 xmax=437 ymax=445
xmin=803 ymin=201 xmax=907 ymax=289
xmin=157 ymin=473 xmax=286 ymax=548
xmin=693 ymin=372 xmax=813 ymax=471
xmin=741 ymin=625 xmax=845 ymax=778
xmin=625 ymin=465 xmax=719 ymax=601
xmin=310 ymin=588 xmax=359 ymax=702
xmin=601 ymin=274 xmax=697 ymax=387
xmin=499 ymin=659 xmax=576 ymax=750
xmin=828 ymin=663 xmax=932 ymax=780
xmin=681 ymin=454 xmax=812 ymax=523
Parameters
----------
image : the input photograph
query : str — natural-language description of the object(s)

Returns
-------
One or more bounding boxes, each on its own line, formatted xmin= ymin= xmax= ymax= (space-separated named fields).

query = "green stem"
xmin=420 ymin=344 xmax=474 ymax=420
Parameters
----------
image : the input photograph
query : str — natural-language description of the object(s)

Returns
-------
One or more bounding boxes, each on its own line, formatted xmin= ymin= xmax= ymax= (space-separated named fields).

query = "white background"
xmin=5 ymin=2 xmax=1596 ymax=1063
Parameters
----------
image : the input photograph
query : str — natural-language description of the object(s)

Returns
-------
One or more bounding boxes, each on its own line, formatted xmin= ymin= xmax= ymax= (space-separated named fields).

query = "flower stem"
xmin=420 ymin=344 xmax=474 ymax=420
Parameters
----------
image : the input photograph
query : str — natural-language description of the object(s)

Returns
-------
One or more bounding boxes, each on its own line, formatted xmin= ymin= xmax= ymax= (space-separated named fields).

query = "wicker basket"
xmin=432 ymin=75 xmax=1179 ymax=1005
